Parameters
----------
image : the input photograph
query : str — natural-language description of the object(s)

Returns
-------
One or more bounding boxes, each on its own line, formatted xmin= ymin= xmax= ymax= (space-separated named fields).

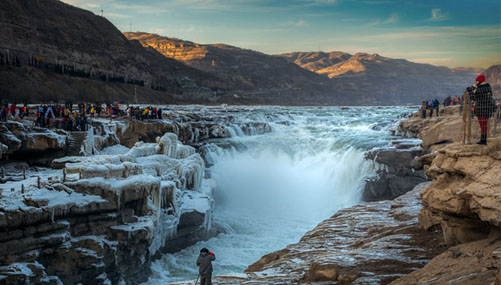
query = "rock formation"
xmin=0 ymin=132 xmax=217 ymax=284
xmin=0 ymin=109 xmax=272 ymax=164
xmin=362 ymin=140 xmax=427 ymax=201
xmin=391 ymin=141 xmax=501 ymax=284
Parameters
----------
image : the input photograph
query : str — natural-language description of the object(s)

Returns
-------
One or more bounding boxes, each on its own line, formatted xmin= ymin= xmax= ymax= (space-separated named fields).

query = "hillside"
xmin=0 ymin=0 xmax=222 ymax=104
xmin=127 ymin=33 xmax=479 ymax=105
xmin=277 ymin=51 xmax=352 ymax=75
xmin=125 ymin=32 xmax=345 ymax=105
xmin=279 ymin=52 xmax=478 ymax=104
xmin=483 ymin=65 xmax=501 ymax=99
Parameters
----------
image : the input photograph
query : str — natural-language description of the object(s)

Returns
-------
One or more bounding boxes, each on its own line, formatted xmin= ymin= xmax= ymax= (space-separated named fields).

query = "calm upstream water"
xmin=145 ymin=106 xmax=416 ymax=283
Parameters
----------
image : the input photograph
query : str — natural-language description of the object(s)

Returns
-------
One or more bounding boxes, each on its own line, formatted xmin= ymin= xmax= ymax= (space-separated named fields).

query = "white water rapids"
xmin=146 ymin=106 xmax=415 ymax=283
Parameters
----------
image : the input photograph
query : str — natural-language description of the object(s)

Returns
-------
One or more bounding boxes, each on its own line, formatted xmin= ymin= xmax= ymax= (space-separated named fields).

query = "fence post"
xmin=462 ymin=92 xmax=467 ymax=144
xmin=466 ymin=95 xmax=472 ymax=144
xmin=493 ymin=107 xmax=499 ymax=136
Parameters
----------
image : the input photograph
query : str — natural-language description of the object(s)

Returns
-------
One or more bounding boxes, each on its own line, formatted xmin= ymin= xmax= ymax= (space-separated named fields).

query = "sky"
xmin=62 ymin=0 xmax=501 ymax=68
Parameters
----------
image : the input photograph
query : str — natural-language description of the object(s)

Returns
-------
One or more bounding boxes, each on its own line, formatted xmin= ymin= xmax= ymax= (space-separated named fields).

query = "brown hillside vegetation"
xmin=0 ymin=0 xmax=222 ymax=104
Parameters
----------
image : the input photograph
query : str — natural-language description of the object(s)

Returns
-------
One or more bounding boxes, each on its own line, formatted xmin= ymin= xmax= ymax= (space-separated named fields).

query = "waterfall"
xmin=146 ymin=105 xmax=415 ymax=284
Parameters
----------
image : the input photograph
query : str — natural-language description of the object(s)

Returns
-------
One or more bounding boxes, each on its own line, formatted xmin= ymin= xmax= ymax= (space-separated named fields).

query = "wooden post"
xmin=23 ymin=168 xmax=26 ymax=180
xmin=63 ymin=168 xmax=66 ymax=183
xmin=462 ymin=92 xmax=467 ymax=144
xmin=21 ymin=184 xmax=24 ymax=194
xmin=37 ymin=176 xmax=41 ymax=189
xmin=0 ymin=188 xmax=2 ymax=198
xmin=466 ymin=96 xmax=471 ymax=144
xmin=492 ymin=107 xmax=499 ymax=134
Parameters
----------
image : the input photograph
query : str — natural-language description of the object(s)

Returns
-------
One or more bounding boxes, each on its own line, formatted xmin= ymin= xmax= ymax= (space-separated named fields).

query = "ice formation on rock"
xmin=0 ymin=131 xmax=216 ymax=284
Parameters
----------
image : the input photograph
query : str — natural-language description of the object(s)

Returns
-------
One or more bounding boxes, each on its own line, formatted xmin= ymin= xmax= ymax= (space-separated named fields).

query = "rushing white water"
xmin=146 ymin=106 xmax=416 ymax=283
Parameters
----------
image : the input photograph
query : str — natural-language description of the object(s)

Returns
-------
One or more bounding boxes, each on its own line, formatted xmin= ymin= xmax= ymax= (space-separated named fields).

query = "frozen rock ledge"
xmin=0 ymin=132 xmax=219 ymax=284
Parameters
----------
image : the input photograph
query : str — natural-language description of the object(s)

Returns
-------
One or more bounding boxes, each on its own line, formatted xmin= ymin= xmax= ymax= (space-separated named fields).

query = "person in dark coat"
xmin=196 ymin=248 xmax=215 ymax=285
xmin=467 ymin=74 xmax=495 ymax=145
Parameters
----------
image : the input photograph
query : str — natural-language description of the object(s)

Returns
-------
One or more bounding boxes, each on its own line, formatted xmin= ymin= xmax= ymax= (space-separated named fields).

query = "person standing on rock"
xmin=196 ymin=247 xmax=216 ymax=285
xmin=467 ymin=74 xmax=495 ymax=145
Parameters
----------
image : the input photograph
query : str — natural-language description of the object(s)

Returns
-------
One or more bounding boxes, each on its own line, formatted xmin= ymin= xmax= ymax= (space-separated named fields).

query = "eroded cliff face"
xmin=389 ymin=109 xmax=501 ymax=284
xmin=391 ymin=141 xmax=501 ymax=284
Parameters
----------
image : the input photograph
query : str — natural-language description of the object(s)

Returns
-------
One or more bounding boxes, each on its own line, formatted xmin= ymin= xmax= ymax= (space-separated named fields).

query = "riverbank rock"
xmin=419 ymin=141 xmax=501 ymax=245
xmin=385 ymin=139 xmax=501 ymax=284
xmin=391 ymin=235 xmax=501 ymax=285
xmin=362 ymin=140 xmax=427 ymax=201
xmin=0 ymin=121 xmax=67 ymax=160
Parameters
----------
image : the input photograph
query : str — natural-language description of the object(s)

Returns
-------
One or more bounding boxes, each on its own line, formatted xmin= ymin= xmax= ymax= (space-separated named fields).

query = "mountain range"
xmin=0 ymin=0 xmax=492 ymax=105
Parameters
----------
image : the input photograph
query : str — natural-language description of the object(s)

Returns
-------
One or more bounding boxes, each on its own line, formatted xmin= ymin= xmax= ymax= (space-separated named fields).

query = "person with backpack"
xmin=433 ymin=99 xmax=440 ymax=117
xmin=467 ymin=74 xmax=495 ymax=145
xmin=196 ymin=248 xmax=215 ymax=285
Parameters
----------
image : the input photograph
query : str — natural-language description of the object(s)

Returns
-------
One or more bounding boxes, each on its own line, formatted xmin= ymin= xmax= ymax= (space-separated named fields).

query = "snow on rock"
xmin=99 ymin=145 xmax=130 ymax=155
xmin=0 ymin=130 xmax=217 ymax=284
xmin=159 ymin=133 xmax=178 ymax=158
xmin=176 ymin=143 xmax=195 ymax=159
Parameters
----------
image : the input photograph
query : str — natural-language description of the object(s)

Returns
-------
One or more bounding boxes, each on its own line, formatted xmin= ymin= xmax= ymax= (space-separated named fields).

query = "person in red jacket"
xmin=196 ymin=248 xmax=215 ymax=285
xmin=467 ymin=74 xmax=495 ymax=145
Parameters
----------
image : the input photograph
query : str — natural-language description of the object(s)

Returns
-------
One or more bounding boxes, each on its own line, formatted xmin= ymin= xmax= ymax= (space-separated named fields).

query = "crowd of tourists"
xmin=1 ymin=101 xmax=166 ymax=132
xmin=418 ymin=75 xmax=499 ymax=146
xmin=443 ymin=95 xmax=462 ymax=107
xmin=420 ymin=99 xmax=440 ymax=118
xmin=0 ymin=101 xmax=29 ymax=121
xmin=126 ymin=106 xmax=163 ymax=120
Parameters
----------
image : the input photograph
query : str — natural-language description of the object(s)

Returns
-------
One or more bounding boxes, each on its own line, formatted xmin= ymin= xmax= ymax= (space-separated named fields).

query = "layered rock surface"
xmin=389 ymin=110 xmax=501 ymax=284
xmin=362 ymin=139 xmax=427 ymax=201
xmin=0 ymin=132 xmax=217 ymax=284
xmin=390 ymin=141 xmax=501 ymax=284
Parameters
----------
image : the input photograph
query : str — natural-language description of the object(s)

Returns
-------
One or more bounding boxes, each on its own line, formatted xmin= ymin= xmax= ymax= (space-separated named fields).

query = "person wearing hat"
xmin=196 ymin=248 xmax=216 ymax=285
xmin=467 ymin=74 xmax=495 ymax=145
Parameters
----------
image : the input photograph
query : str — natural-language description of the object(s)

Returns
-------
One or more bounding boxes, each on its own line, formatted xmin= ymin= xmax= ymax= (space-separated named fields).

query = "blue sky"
xmin=63 ymin=0 xmax=501 ymax=68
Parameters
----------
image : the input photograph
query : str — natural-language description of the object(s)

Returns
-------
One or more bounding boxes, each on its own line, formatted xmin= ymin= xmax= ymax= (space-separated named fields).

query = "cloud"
xmin=368 ymin=13 xmax=399 ymax=26
xmin=62 ymin=0 xmax=107 ymax=9
xmin=313 ymin=0 xmax=339 ymax=4
xmin=290 ymin=19 xmax=309 ymax=27
xmin=383 ymin=13 xmax=399 ymax=24
xmin=411 ymin=57 xmax=453 ymax=66
xmin=427 ymin=8 xmax=450 ymax=22
xmin=358 ymin=26 xmax=501 ymax=42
